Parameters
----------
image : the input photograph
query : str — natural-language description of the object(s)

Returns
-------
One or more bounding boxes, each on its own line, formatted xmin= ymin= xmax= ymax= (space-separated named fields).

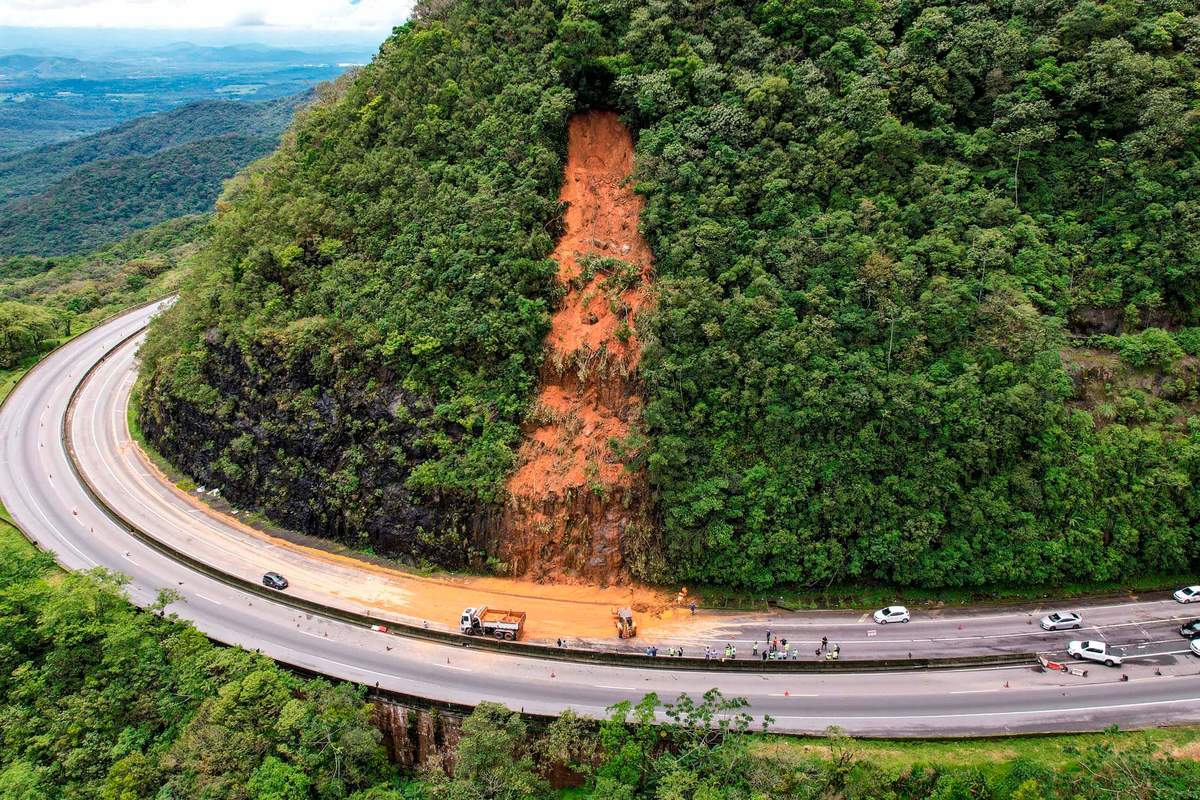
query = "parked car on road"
xmin=873 ymin=606 xmax=910 ymax=624
xmin=1039 ymin=611 xmax=1082 ymax=631
xmin=1192 ymin=639 xmax=1200 ymax=658
xmin=1180 ymin=619 xmax=1200 ymax=638
xmin=1068 ymin=640 xmax=1122 ymax=667
xmin=1174 ymin=585 xmax=1200 ymax=603
xmin=262 ymin=572 xmax=288 ymax=590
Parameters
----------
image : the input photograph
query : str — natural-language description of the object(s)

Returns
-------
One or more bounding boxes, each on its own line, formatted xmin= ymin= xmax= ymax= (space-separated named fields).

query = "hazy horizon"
xmin=0 ymin=26 xmax=390 ymax=59
xmin=0 ymin=0 xmax=413 ymax=34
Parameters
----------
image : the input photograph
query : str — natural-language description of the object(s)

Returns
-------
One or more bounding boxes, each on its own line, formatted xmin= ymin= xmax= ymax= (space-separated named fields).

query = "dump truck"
xmin=460 ymin=606 xmax=526 ymax=640
xmin=613 ymin=607 xmax=637 ymax=639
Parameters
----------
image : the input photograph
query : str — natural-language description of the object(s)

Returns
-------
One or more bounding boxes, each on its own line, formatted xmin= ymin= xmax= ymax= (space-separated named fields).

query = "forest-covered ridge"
xmin=0 ymin=93 xmax=311 ymax=256
xmin=138 ymin=0 xmax=1200 ymax=591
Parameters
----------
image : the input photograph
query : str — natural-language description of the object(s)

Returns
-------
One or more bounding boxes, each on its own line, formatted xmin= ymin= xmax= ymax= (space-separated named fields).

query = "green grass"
xmin=126 ymin=385 xmax=198 ymax=492
xmin=692 ymin=572 xmax=1198 ymax=613
xmin=547 ymin=729 xmax=1200 ymax=797
xmin=0 ymin=350 xmax=46 ymax=405
xmin=754 ymin=725 xmax=1200 ymax=769
xmin=0 ymin=498 xmax=17 ymax=531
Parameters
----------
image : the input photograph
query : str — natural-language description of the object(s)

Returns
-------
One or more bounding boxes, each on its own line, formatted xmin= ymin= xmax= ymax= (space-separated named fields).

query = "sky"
xmin=0 ymin=0 xmax=414 ymax=33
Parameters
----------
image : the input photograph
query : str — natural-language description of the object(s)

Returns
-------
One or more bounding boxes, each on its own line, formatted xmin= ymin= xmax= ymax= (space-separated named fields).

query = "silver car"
xmin=1039 ymin=611 xmax=1082 ymax=631
xmin=1174 ymin=585 xmax=1200 ymax=603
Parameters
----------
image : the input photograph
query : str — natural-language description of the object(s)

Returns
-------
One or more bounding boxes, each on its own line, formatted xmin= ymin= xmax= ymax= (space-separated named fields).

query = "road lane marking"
xmin=770 ymin=694 xmax=1200 ymax=720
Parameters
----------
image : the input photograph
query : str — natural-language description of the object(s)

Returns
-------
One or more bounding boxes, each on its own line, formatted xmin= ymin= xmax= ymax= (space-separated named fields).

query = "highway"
xmin=3 ymin=300 xmax=1200 ymax=736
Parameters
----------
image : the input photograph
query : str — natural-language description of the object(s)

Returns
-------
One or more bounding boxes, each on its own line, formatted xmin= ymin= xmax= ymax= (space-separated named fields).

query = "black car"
xmin=262 ymin=572 xmax=289 ymax=590
xmin=1180 ymin=618 xmax=1200 ymax=638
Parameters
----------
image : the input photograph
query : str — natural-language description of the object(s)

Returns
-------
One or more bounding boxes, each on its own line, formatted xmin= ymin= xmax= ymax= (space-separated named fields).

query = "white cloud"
xmin=0 ymin=0 xmax=414 ymax=31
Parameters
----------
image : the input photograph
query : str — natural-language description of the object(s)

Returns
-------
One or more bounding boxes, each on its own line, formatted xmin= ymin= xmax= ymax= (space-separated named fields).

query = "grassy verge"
xmin=0 ymin=498 xmax=17 ymax=531
xmin=0 ymin=348 xmax=54 ymax=405
xmin=692 ymin=571 xmax=1197 ymax=613
xmin=126 ymin=384 xmax=197 ymax=492
xmin=756 ymin=726 xmax=1200 ymax=768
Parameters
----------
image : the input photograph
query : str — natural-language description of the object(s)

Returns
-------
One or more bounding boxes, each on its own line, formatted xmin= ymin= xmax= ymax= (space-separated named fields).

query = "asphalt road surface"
xmin=3 ymin=300 xmax=1200 ymax=736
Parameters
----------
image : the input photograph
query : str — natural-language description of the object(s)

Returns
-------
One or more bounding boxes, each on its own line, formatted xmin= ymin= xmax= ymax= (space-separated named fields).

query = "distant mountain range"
xmin=0 ymin=40 xmax=365 ymax=154
xmin=0 ymin=93 xmax=311 ymax=256
xmin=0 ymin=54 xmax=122 ymax=81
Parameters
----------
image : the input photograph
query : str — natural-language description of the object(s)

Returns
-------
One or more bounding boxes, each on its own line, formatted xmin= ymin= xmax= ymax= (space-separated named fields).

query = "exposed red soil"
xmin=499 ymin=110 xmax=654 ymax=585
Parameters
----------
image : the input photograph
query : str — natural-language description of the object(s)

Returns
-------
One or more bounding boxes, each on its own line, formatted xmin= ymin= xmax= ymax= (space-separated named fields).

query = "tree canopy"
xmin=140 ymin=0 xmax=1200 ymax=590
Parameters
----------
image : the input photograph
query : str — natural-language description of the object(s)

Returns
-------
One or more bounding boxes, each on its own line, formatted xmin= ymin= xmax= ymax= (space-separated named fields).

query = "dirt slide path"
xmin=499 ymin=110 xmax=656 ymax=585
xmin=131 ymin=391 xmax=699 ymax=644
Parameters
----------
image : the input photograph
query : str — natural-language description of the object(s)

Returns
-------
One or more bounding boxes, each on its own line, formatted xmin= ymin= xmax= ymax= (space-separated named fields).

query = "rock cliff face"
xmin=138 ymin=331 xmax=483 ymax=565
xmin=497 ymin=111 xmax=654 ymax=585
xmin=371 ymin=700 xmax=463 ymax=773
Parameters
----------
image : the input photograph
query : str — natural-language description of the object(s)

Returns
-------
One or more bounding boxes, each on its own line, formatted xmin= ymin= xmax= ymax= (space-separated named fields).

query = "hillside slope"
xmin=0 ymin=95 xmax=309 ymax=256
xmin=0 ymin=95 xmax=306 ymax=204
xmin=140 ymin=0 xmax=1200 ymax=590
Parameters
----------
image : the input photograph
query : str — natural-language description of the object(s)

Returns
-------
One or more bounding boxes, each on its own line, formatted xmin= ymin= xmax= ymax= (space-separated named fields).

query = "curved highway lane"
xmin=4 ymin=301 xmax=1200 ymax=736
xmin=73 ymin=309 xmax=1200 ymax=660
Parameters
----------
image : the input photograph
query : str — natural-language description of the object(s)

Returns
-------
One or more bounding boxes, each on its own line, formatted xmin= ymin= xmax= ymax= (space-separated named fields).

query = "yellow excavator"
xmin=613 ymin=607 xmax=637 ymax=639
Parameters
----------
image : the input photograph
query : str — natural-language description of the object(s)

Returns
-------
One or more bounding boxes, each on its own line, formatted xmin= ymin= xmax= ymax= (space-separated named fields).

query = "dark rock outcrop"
xmin=139 ymin=332 xmax=487 ymax=566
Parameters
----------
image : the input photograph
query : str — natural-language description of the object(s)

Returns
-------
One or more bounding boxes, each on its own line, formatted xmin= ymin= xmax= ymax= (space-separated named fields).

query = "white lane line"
xmin=768 ymin=693 xmax=818 ymax=697
xmin=596 ymin=685 xmax=637 ymax=691
xmin=771 ymin=694 xmax=1200 ymax=721
xmin=764 ymin=599 xmax=1188 ymax=629
xmin=196 ymin=594 xmax=223 ymax=605
xmin=949 ymin=689 xmax=996 ymax=694
xmin=439 ymin=663 xmax=471 ymax=672
xmin=85 ymin=354 xmax=298 ymax=574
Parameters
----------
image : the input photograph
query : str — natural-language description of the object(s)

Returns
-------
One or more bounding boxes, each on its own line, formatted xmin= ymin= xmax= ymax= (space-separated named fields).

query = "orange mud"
xmin=499 ymin=110 xmax=655 ymax=585
xmin=134 ymin=440 xmax=694 ymax=642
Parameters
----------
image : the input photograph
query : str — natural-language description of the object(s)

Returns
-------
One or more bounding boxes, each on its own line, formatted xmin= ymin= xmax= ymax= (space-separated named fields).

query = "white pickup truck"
xmin=1068 ymin=640 xmax=1123 ymax=667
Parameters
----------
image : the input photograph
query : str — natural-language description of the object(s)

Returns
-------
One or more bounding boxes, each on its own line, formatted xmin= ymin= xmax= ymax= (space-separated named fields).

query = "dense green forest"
xmin=0 ymin=522 xmax=1197 ymax=799
xmin=0 ymin=216 xmax=205 ymax=375
xmin=140 ymin=0 xmax=1200 ymax=590
xmin=0 ymin=95 xmax=307 ymax=206
xmin=0 ymin=95 xmax=309 ymax=257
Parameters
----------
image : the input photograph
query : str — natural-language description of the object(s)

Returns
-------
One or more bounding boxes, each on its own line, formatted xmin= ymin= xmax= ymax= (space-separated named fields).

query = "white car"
xmin=1040 ymin=611 xmax=1082 ymax=631
xmin=873 ymin=605 xmax=910 ymax=624
xmin=1068 ymin=640 xmax=1122 ymax=667
xmin=1192 ymin=638 xmax=1200 ymax=658
xmin=1174 ymin=585 xmax=1200 ymax=603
